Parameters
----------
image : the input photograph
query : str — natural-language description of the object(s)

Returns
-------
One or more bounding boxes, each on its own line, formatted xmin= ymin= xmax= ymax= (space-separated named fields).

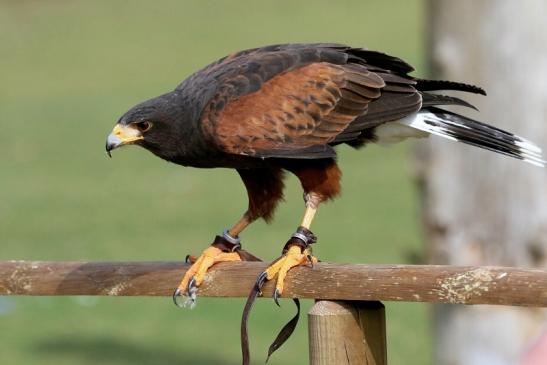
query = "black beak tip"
xmin=105 ymin=141 xmax=114 ymax=158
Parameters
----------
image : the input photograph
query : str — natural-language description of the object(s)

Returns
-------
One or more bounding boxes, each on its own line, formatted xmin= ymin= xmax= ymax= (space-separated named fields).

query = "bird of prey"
xmin=106 ymin=42 xmax=543 ymax=311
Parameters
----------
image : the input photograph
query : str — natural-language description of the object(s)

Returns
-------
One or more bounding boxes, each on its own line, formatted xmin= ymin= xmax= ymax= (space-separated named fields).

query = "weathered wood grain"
xmin=357 ymin=301 xmax=387 ymax=365
xmin=308 ymin=301 xmax=387 ymax=365
xmin=0 ymin=261 xmax=545 ymax=306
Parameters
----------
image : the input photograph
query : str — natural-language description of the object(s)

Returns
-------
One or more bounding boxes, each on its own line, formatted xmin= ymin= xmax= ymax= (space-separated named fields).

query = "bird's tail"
xmin=399 ymin=107 xmax=545 ymax=167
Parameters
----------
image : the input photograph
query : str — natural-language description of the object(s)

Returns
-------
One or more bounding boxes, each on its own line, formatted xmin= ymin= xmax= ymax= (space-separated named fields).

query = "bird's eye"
xmin=134 ymin=121 xmax=152 ymax=133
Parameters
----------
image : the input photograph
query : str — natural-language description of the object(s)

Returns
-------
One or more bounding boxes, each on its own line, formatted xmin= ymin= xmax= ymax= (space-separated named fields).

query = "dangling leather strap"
xmin=241 ymin=271 xmax=265 ymax=365
xmin=266 ymin=299 xmax=300 ymax=362
xmin=240 ymin=227 xmax=316 ymax=365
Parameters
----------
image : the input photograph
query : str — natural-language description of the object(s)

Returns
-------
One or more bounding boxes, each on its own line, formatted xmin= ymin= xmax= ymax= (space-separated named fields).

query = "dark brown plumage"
xmin=105 ymin=43 xmax=543 ymax=365
xmin=107 ymin=43 xmax=541 ymax=220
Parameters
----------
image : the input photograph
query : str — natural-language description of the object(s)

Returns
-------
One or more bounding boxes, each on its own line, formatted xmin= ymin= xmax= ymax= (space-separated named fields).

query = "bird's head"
xmin=106 ymin=92 xmax=186 ymax=160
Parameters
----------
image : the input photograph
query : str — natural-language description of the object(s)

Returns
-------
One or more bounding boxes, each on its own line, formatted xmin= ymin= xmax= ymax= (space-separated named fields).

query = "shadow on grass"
xmin=31 ymin=336 xmax=235 ymax=365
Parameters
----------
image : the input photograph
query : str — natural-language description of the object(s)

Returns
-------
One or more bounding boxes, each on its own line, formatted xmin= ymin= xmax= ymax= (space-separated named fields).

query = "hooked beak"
xmin=105 ymin=124 xmax=144 ymax=157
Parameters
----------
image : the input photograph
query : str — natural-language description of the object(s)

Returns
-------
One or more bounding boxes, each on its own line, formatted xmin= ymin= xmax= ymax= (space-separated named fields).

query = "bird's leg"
xmin=241 ymin=195 xmax=320 ymax=363
xmin=173 ymin=214 xmax=260 ymax=308
xmin=185 ymin=215 xmax=253 ymax=263
xmin=242 ymin=162 xmax=338 ymax=362
xmin=176 ymin=167 xmax=284 ymax=307
xmin=262 ymin=193 xmax=321 ymax=304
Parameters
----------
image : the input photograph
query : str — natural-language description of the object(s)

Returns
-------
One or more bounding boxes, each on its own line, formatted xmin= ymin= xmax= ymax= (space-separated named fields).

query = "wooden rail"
xmin=1 ymin=260 xmax=546 ymax=364
xmin=1 ymin=261 xmax=545 ymax=306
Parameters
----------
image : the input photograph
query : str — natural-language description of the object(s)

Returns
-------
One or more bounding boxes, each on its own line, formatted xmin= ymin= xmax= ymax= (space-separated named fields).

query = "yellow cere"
xmin=111 ymin=124 xmax=144 ymax=144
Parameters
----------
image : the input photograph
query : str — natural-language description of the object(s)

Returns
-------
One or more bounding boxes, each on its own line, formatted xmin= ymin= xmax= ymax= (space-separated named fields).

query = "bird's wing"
xmin=200 ymin=61 xmax=388 ymax=158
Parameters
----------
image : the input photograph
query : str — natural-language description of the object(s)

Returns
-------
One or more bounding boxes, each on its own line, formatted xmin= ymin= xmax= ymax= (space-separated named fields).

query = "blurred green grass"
xmin=0 ymin=0 xmax=430 ymax=364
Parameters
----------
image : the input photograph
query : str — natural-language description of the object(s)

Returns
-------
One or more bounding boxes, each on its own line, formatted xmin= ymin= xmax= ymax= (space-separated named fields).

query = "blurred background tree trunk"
xmin=419 ymin=1 xmax=547 ymax=364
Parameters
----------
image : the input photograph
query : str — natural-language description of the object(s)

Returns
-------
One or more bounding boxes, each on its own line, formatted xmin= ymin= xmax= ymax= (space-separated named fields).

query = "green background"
xmin=0 ymin=1 xmax=430 ymax=364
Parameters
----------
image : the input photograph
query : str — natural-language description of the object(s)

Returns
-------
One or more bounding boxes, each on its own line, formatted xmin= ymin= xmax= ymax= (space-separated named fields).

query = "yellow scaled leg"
xmin=261 ymin=203 xmax=320 ymax=303
xmin=173 ymin=215 xmax=254 ymax=307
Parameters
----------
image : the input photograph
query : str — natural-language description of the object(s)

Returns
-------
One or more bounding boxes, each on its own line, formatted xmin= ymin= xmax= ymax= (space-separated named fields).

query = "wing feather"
xmin=196 ymin=44 xmax=422 ymax=158
xmin=202 ymin=62 xmax=384 ymax=158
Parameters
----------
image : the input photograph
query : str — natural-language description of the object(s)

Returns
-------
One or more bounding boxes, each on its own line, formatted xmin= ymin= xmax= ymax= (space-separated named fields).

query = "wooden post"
xmin=308 ymin=300 xmax=387 ymax=365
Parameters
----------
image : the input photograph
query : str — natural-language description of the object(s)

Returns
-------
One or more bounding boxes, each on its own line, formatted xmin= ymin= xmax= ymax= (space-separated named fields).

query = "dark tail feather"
xmin=416 ymin=79 xmax=487 ymax=95
xmin=401 ymin=107 xmax=544 ymax=167
xmin=421 ymin=92 xmax=479 ymax=110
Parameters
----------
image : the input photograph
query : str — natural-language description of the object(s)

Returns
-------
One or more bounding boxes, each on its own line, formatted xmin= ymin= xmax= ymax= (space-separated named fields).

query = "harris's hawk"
xmin=105 ymin=42 xmax=544 ymax=360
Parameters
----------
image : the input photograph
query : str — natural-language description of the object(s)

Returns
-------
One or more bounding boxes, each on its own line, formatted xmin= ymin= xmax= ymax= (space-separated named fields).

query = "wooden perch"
xmin=0 ymin=261 xmax=545 ymax=307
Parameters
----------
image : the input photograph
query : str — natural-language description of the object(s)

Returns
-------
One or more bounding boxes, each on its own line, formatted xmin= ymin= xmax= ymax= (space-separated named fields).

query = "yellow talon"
xmin=177 ymin=246 xmax=241 ymax=294
xmin=265 ymin=246 xmax=316 ymax=297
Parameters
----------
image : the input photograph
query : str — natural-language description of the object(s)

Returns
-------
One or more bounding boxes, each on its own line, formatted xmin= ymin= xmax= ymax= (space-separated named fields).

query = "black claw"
xmin=255 ymin=271 xmax=268 ymax=296
xmin=172 ymin=276 xmax=198 ymax=308
xmin=188 ymin=277 xmax=198 ymax=304
xmin=307 ymin=255 xmax=314 ymax=268
xmin=273 ymin=288 xmax=281 ymax=307
xmin=172 ymin=288 xmax=183 ymax=307
xmin=188 ymin=277 xmax=196 ymax=292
